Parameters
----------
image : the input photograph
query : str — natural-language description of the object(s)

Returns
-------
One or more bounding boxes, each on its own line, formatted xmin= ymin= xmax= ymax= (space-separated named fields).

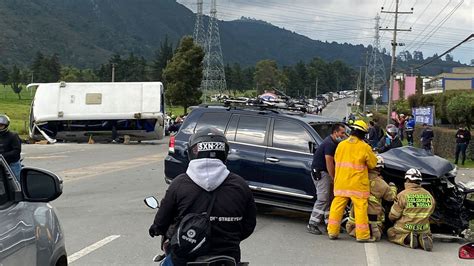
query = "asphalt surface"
xmin=21 ymin=98 xmax=471 ymax=265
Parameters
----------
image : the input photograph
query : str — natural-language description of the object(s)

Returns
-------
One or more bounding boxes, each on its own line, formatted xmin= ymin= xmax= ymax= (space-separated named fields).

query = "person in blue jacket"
xmin=405 ymin=115 xmax=416 ymax=146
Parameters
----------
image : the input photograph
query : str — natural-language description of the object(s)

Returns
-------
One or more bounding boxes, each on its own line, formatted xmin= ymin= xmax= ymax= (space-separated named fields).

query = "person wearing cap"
xmin=387 ymin=168 xmax=435 ymax=251
xmin=0 ymin=114 xmax=22 ymax=181
xmin=346 ymin=155 xmax=397 ymax=241
xmin=327 ymin=120 xmax=378 ymax=242
xmin=148 ymin=127 xmax=256 ymax=265
xmin=376 ymin=124 xmax=402 ymax=153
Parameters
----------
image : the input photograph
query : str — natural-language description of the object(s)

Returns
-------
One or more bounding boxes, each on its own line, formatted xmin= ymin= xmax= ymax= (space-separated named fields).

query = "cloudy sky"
xmin=178 ymin=0 xmax=473 ymax=64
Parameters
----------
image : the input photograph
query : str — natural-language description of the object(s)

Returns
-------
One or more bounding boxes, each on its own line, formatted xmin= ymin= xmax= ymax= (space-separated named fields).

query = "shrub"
xmin=446 ymin=94 xmax=474 ymax=127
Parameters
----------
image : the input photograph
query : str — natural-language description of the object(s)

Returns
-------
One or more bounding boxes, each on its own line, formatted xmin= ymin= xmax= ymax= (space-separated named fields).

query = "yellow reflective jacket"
xmin=368 ymin=170 xmax=397 ymax=215
xmin=333 ymin=136 xmax=377 ymax=199
xmin=389 ymin=182 xmax=436 ymax=233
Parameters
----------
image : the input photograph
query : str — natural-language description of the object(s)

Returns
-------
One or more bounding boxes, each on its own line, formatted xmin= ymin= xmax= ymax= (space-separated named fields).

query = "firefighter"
xmin=346 ymin=155 xmax=397 ymax=241
xmin=387 ymin=168 xmax=436 ymax=251
xmin=327 ymin=120 xmax=378 ymax=242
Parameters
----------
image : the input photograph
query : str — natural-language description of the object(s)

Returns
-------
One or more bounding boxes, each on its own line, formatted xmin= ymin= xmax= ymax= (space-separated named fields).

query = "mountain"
xmin=0 ymin=0 xmax=467 ymax=75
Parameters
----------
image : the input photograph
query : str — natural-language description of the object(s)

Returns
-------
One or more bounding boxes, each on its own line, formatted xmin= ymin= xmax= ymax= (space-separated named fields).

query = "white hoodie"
xmin=186 ymin=158 xmax=230 ymax=192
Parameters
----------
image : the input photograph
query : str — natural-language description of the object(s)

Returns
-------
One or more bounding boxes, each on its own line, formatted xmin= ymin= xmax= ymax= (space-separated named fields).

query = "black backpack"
xmin=170 ymin=192 xmax=216 ymax=260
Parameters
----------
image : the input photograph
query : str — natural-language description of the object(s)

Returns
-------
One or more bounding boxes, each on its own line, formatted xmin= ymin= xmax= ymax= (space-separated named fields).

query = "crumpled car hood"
xmin=380 ymin=146 xmax=455 ymax=177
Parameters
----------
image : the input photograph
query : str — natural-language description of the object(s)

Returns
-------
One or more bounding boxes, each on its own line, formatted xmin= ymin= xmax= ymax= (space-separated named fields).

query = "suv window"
xmin=195 ymin=112 xmax=231 ymax=133
xmin=0 ymin=166 xmax=9 ymax=206
xmin=235 ymin=116 xmax=268 ymax=145
xmin=273 ymin=120 xmax=313 ymax=153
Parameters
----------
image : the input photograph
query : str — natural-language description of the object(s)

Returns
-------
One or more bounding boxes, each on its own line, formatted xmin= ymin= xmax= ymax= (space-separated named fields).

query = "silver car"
xmin=0 ymin=155 xmax=67 ymax=265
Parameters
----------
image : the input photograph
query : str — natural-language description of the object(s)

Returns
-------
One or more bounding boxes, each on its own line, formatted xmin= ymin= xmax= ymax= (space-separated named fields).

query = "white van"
xmin=28 ymin=82 xmax=165 ymax=142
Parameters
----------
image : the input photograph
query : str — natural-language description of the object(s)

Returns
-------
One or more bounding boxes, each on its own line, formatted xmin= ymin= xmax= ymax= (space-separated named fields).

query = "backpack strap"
xmin=206 ymin=192 xmax=217 ymax=219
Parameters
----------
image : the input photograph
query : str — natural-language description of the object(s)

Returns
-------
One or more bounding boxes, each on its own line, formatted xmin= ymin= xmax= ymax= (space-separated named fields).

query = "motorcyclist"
xmin=148 ymin=127 xmax=257 ymax=265
xmin=346 ymin=155 xmax=397 ymax=241
xmin=376 ymin=124 xmax=402 ymax=153
xmin=387 ymin=168 xmax=435 ymax=251
xmin=0 ymin=114 xmax=22 ymax=181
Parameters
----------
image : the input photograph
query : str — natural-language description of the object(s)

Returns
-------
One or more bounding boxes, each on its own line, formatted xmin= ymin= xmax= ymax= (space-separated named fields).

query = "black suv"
xmin=164 ymin=106 xmax=340 ymax=211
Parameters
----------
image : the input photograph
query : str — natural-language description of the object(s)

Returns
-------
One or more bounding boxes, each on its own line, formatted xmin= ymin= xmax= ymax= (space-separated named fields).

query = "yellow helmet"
xmin=351 ymin=120 xmax=369 ymax=133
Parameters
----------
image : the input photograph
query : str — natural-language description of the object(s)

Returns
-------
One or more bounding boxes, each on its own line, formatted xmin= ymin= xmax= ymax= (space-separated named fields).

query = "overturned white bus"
xmin=28 ymin=82 xmax=165 ymax=143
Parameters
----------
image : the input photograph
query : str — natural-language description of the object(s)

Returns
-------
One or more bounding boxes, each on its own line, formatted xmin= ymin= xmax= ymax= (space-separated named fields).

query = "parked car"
xmin=0 ymin=155 xmax=67 ymax=266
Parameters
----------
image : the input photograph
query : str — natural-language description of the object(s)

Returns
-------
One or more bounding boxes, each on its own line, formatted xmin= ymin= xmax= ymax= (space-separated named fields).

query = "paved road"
xmin=321 ymin=98 xmax=352 ymax=120
xmin=20 ymin=99 xmax=470 ymax=265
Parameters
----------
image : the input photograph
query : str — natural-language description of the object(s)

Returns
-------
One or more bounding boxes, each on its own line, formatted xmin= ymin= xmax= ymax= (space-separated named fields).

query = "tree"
xmin=254 ymin=60 xmax=281 ymax=94
xmin=48 ymin=54 xmax=61 ymax=82
xmin=225 ymin=64 xmax=234 ymax=95
xmin=163 ymin=36 xmax=205 ymax=113
xmin=231 ymin=63 xmax=244 ymax=93
xmin=445 ymin=54 xmax=453 ymax=62
xmin=152 ymin=36 xmax=174 ymax=81
xmin=413 ymin=51 xmax=424 ymax=61
xmin=447 ymin=94 xmax=474 ymax=126
xmin=0 ymin=65 xmax=9 ymax=87
xmin=9 ymin=65 xmax=22 ymax=100
xmin=359 ymin=88 xmax=374 ymax=107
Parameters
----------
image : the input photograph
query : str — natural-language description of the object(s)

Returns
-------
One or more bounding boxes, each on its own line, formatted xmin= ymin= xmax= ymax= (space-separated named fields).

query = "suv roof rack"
xmin=223 ymin=98 xmax=309 ymax=114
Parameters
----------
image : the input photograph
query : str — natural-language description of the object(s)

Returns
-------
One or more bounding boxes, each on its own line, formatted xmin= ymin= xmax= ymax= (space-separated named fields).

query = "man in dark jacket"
xmin=420 ymin=123 xmax=434 ymax=152
xmin=149 ymin=127 xmax=257 ymax=265
xmin=0 ymin=115 xmax=21 ymax=181
xmin=455 ymin=125 xmax=471 ymax=165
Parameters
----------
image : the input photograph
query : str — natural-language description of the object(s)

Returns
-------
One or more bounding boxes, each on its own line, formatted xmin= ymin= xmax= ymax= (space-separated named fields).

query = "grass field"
xmin=0 ymin=85 xmax=33 ymax=136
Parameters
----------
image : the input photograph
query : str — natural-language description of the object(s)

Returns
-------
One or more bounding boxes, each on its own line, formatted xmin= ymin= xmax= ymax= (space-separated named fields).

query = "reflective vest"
xmin=333 ymin=136 xmax=378 ymax=198
xmin=389 ymin=182 xmax=436 ymax=233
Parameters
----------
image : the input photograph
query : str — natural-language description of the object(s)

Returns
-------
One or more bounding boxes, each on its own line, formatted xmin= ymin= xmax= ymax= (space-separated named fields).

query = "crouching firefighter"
xmin=148 ymin=127 xmax=257 ymax=265
xmin=387 ymin=168 xmax=435 ymax=251
xmin=346 ymin=155 xmax=397 ymax=241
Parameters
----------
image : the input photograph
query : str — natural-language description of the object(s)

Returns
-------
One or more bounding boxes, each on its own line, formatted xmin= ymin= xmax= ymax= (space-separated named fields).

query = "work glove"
xmin=149 ymin=224 xmax=160 ymax=238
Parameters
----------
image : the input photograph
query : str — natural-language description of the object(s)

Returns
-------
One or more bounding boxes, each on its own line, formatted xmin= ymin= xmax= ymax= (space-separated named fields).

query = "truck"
xmin=28 ymin=82 xmax=165 ymax=143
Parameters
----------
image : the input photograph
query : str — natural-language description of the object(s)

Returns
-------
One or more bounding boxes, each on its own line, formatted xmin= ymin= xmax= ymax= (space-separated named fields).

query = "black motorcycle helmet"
xmin=188 ymin=127 xmax=230 ymax=163
xmin=0 ymin=114 xmax=10 ymax=133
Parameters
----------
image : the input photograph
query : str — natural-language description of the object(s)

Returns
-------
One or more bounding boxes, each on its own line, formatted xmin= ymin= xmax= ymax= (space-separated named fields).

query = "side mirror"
xmin=459 ymin=243 xmax=474 ymax=259
xmin=144 ymin=196 xmax=159 ymax=209
xmin=20 ymin=167 xmax=63 ymax=202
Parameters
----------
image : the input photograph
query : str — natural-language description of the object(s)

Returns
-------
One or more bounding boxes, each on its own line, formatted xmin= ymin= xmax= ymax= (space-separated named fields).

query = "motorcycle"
xmin=144 ymin=196 xmax=249 ymax=266
xmin=380 ymin=147 xmax=474 ymax=239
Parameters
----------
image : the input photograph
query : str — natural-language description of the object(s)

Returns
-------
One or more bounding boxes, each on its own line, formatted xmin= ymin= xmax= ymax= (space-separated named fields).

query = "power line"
xmin=413 ymin=34 xmax=473 ymax=70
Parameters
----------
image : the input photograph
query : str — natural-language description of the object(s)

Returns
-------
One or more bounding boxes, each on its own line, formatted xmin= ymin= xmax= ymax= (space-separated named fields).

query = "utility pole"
xmin=202 ymin=0 xmax=227 ymax=100
xmin=381 ymin=0 xmax=412 ymax=124
xmin=111 ymin=63 xmax=116 ymax=82
xmin=193 ymin=0 xmax=206 ymax=48
xmin=363 ymin=51 xmax=369 ymax=112
xmin=357 ymin=66 xmax=363 ymax=109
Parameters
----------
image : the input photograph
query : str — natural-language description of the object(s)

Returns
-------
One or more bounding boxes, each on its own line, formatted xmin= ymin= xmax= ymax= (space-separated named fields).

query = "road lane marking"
xmin=364 ymin=243 xmax=381 ymax=266
xmin=68 ymin=235 xmax=121 ymax=263
xmin=60 ymin=154 xmax=164 ymax=182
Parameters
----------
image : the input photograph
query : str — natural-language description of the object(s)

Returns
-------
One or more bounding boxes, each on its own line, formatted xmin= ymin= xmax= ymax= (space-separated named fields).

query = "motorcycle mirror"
xmin=144 ymin=197 xmax=159 ymax=209
xmin=459 ymin=242 xmax=474 ymax=259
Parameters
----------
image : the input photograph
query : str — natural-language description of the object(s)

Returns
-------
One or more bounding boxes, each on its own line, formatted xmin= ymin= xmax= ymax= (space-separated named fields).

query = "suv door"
xmin=225 ymin=115 xmax=270 ymax=188
xmin=264 ymin=119 xmax=316 ymax=199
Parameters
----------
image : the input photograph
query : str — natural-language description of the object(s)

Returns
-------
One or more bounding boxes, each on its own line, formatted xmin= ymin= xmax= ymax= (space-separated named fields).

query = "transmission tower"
xmin=193 ymin=0 xmax=206 ymax=48
xmin=366 ymin=14 xmax=387 ymax=111
xmin=202 ymin=0 xmax=227 ymax=96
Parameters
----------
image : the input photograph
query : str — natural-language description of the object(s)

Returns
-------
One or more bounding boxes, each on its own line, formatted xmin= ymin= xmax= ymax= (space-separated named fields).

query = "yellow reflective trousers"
xmin=327 ymin=196 xmax=370 ymax=240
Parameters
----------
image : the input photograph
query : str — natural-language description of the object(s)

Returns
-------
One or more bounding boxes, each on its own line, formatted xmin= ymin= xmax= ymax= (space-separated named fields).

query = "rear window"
xmin=310 ymin=123 xmax=350 ymax=141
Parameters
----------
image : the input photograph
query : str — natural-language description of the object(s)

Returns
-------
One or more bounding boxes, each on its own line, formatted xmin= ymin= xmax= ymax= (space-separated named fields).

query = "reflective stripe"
xmin=348 ymin=216 xmax=356 ymax=222
xmin=390 ymin=186 xmax=397 ymax=194
xmin=369 ymin=221 xmax=383 ymax=225
xmin=356 ymin=223 xmax=369 ymax=230
xmin=335 ymin=162 xmax=368 ymax=171
xmin=334 ymin=189 xmax=370 ymax=198
xmin=402 ymin=212 xmax=431 ymax=219
xmin=368 ymin=195 xmax=380 ymax=204
xmin=390 ymin=209 xmax=401 ymax=217
xmin=328 ymin=219 xmax=340 ymax=225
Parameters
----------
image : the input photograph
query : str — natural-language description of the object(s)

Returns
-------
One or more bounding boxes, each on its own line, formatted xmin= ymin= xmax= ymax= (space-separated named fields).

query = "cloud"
xmin=180 ymin=0 xmax=474 ymax=63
